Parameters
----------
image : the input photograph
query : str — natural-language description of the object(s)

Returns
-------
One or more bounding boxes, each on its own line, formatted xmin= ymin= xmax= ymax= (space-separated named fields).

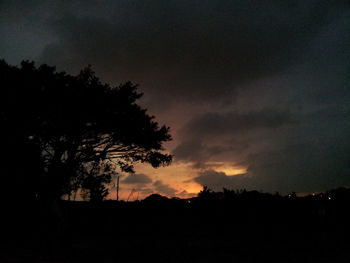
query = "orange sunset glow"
xmin=107 ymin=161 xmax=247 ymax=200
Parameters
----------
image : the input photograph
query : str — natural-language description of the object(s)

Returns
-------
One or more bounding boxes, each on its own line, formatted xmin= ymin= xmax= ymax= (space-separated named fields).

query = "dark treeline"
xmin=4 ymin=187 xmax=350 ymax=262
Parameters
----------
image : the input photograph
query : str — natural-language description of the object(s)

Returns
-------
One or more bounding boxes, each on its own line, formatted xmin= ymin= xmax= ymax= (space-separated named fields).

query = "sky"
xmin=1 ymin=0 xmax=349 ymax=199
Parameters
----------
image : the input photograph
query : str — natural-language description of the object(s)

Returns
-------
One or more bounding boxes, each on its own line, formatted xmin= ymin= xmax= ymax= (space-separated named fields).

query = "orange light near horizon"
xmin=180 ymin=181 xmax=203 ymax=195
xmin=205 ymin=161 xmax=247 ymax=175
xmin=216 ymin=167 xmax=247 ymax=175
xmin=107 ymin=161 xmax=248 ymax=200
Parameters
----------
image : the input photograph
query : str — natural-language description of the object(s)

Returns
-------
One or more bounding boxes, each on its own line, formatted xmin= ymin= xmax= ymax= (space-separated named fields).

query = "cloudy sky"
xmin=1 ymin=0 xmax=349 ymax=199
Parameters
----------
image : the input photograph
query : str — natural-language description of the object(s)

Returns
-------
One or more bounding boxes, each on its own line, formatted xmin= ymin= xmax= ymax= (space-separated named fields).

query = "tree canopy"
xmin=1 ymin=60 xmax=172 ymax=201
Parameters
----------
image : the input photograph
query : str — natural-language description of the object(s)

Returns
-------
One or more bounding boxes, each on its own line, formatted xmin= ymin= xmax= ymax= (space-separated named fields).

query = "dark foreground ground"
xmin=3 ymin=196 xmax=350 ymax=263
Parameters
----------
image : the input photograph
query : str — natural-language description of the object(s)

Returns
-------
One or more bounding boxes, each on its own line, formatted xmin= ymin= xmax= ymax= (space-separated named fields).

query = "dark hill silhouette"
xmin=143 ymin=193 xmax=169 ymax=202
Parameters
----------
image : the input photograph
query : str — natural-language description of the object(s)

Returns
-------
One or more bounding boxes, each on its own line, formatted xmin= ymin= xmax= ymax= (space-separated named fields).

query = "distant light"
xmin=312 ymin=193 xmax=315 ymax=196
xmin=328 ymin=197 xmax=331 ymax=200
xmin=28 ymin=135 xmax=34 ymax=140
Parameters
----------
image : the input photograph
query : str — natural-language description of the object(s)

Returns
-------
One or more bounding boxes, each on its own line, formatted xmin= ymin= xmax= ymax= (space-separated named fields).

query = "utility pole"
xmin=116 ymin=175 xmax=120 ymax=201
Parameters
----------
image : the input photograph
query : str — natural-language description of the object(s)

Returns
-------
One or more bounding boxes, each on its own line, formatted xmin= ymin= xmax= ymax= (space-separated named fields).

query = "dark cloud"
xmin=175 ymin=96 xmax=350 ymax=193
xmin=0 ymin=0 xmax=55 ymax=63
xmin=172 ymin=7 xmax=350 ymax=193
xmin=191 ymin=106 xmax=350 ymax=193
xmin=173 ymin=108 xmax=294 ymax=166
xmin=122 ymin=174 xmax=152 ymax=185
xmin=1 ymin=0 xmax=346 ymax=106
xmin=174 ymin=139 xmax=219 ymax=166
xmin=182 ymin=109 xmax=293 ymax=137
xmin=194 ymin=170 xmax=257 ymax=192
xmin=153 ymin=180 xmax=177 ymax=196
xmin=244 ymin=108 xmax=350 ymax=193
xmin=195 ymin=170 xmax=240 ymax=190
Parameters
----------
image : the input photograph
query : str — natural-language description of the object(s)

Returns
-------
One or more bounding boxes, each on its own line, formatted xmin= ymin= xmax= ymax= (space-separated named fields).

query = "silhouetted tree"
xmin=0 ymin=60 xmax=172 ymax=202
xmin=223 ymin=188 xmax=237 ymax=201
xmin=79 ymin=161 xmax=114 ymax=202
xmin=197 ymin=186 xmax=215 ymax=201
